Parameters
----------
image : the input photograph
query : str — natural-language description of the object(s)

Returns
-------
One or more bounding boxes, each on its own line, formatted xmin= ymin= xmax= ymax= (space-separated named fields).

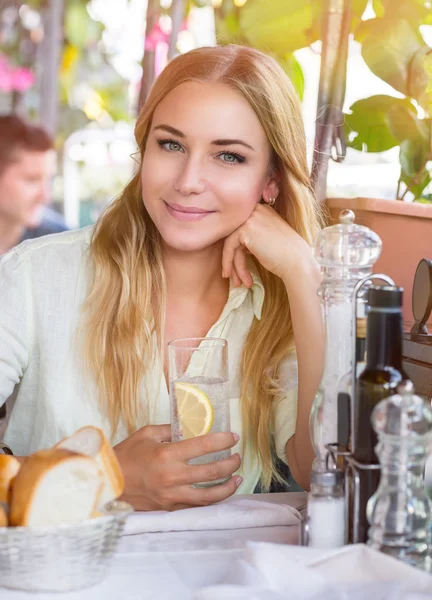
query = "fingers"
xmin=184 ymin=452 xmax=242 ymax=485
xmin=118 ymin=427 xmax=243 ymax=512
xmin=222 ymin=231 xmax=252 ymax=287
xmin=233 ymin=247 xmax=253 ymax=288
xmin=141 ymin=424 xmax=172 ymax=443
xmin=175 ymin=474 xmax=243 ymax=509
xmin=231 ymin=267 xmax=242 ymax=288
xmin=222 ymin=233 xmax=238 ymax=280
xmin=173 ymin=432 xmax=240 ymax=462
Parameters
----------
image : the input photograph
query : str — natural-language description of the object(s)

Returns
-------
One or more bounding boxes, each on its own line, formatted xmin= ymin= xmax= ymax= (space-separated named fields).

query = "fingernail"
xmin=233 ymin=433 xmax=240 ymax=443
xmin=235 ymin=476 xmax=243 ymax=488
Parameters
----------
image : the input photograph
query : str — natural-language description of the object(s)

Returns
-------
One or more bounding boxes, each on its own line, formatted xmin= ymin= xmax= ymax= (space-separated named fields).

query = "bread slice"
xmin=0 ymin=455 xmax=21 ymax=503
xmin=0 ymin=504 xmax=7 ymax=527
xmin=54 ymin=426 xmax=124 ymax=508
xmin=9 ymin=449 xmax=103 ymax=527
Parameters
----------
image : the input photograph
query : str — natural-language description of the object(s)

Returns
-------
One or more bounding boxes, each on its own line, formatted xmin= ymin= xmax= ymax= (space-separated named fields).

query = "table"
xmin=2 ymin=492 xmax=306 ymax=600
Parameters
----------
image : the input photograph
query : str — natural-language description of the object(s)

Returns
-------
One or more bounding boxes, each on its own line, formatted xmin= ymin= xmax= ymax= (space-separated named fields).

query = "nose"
xmin=173 ymin=154 xmax=206 ymax=196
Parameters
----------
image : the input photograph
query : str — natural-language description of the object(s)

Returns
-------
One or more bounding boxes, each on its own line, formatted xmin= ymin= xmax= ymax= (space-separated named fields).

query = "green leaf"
xmin=423 ymin=50 xmax=432 ymax=114
xmin=386 ymin=104 xmax=429 ymax=143
xmin=65 ymin=1 xmax=104 ymax=49
xmin=372 ymin=0 xmax=431 ymax=21
xmin=189 ymin=0 xmax=209 ymax=7
xmin=98 ymin=85 xmax=130 ymax=122
xmin=356 ymin=17 xmax=425 ymax=96
xmin=345 ymin=95 xmax=416 ymax=152
xmin=350 ymin=0 xmax=370 ymax=31
xmin=238 ymin=0 xmax=321 ymax=54
xmin=215 ymin=11 xmax=244 ymax=44
xmin=399 ymin=136 xmax=432 ymax=199
xmin=352 ymin=0 xmax=369 ymax=17
xmin=399 ymin=167 xmax=431 ymax=199
xmin=372 ymin=0 xmax=385 ymax=18
xmin=408 ymin=46 xmax=432 ymax=107
xmin=426 ymin=50 xmax=432 ymax=91
xmin=279 ymin=53 xmax=305 ymax=100
xmin=399 ymin=138 xmax=429 ymax=177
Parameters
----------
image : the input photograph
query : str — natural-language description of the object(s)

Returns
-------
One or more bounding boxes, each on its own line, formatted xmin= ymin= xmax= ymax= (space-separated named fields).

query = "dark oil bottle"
xmin=353 ymin=286 xmax=408 ymax=543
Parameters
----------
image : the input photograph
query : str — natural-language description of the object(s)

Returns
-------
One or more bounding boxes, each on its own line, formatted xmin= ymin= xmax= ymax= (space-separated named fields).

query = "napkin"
xmin=195 ymin=542 xmax=432 ymax=600
xmin=123 ymin=495 xmax=301 ymax=535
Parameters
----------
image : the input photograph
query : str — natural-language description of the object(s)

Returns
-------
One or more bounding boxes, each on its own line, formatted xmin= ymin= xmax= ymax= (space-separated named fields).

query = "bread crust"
xmin=0 ymin=504 xmax=8 ymax=527
xmin=9 ymin=449 xmax=102 ymax=527
xmin=0 ymin=455 xmax=21 ymax=504
xmin=95 ymin=428 xmax=125 ymax=500
xmin=55 ymin=426 xmax=124 ymax=504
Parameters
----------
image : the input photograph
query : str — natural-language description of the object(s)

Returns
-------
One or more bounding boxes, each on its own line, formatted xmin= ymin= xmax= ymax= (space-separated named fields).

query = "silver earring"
xmin=268 ymin=197 xmax=276 ymax=206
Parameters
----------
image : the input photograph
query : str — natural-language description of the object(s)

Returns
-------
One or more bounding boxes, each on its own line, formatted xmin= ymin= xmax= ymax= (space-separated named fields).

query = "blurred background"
xmin=1 ymin=0 xmax=432 ymax=229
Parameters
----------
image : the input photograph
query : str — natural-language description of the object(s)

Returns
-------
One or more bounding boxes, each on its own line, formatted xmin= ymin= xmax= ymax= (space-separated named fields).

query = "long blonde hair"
xmin=83 ymin=45 xmax=321 ymax=489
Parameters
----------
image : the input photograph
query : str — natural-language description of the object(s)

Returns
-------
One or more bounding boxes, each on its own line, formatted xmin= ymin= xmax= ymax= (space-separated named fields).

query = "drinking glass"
xmin=168 ymin=337 xmax=230 ymax=487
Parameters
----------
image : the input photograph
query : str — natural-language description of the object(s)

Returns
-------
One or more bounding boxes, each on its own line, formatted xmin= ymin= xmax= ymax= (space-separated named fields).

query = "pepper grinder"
xmin=310 ymin=209 xmax=382 ymax=469
xmin=367 ymin=380 xmax=432 ymax=571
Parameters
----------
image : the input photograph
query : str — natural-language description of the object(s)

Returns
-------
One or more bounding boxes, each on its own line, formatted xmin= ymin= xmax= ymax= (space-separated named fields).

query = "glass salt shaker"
xmin=367 ymin=380 xmax=432 ymax=571
xmin=310 ymin=209 xmax=382 ymax=469
xmin=306 ymin=470 xmax=346 ymax=549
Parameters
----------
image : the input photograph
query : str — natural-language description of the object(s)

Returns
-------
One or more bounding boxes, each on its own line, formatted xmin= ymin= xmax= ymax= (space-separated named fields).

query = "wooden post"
xmin=168 ymin=0 xmax=186 ymax=60
xmin=311 ymin=0 xmax=352 ymax=202
xmin=137 ymin=0 xmax=160 ymax=112
xmin=39 ymin=0 xmax=64 ymax=135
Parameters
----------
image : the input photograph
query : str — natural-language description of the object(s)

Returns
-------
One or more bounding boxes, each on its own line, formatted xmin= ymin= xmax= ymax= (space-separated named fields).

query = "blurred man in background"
xmin=0 ymin=115 xmax=68 ymax=425
xmin=0 ymin=115 xmax=67 ymax=255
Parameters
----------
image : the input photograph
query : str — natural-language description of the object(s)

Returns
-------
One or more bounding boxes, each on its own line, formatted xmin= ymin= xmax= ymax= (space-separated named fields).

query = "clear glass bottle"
xmin=336 ymin=314 xmax=367 ymax=454
xmin=367 ymin=380 xmax=432 ymax=570
xmin=310 ymin=209 xmax=382 ymax=469
xmin=307 ymin=470 xmax=345 ymax=548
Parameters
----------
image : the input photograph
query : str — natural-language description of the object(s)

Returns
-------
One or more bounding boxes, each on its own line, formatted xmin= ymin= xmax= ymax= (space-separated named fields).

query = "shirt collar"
xmin=219 ymin=259 xmax=265 ymax=322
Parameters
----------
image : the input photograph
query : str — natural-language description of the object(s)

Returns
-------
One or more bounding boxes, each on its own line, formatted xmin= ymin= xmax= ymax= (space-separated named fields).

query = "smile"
xmin=164 ymin=201 xmax=216 ymax=222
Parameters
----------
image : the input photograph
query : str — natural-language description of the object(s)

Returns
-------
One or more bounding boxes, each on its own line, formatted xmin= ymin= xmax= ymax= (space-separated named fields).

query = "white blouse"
xmin=0 ymin=228 xmax=298 ymax=494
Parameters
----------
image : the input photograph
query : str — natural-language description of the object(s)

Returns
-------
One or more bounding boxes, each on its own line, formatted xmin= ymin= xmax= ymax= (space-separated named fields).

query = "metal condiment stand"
xmin=325 ymin=273 xmax=395 ymax=544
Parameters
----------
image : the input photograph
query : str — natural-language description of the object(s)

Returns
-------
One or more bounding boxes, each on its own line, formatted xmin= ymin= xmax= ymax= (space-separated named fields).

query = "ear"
xmin=261 ymin=169 xmax=280 ymax=204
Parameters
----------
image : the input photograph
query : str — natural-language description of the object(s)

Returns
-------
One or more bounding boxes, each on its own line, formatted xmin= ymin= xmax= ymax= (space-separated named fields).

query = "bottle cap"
xmin=397 ymin=380 xmax=415 ymax=395
xmin=311 ymin=470 xmax=344 ymax=486
xmin=368 ymin=285 xmax=403 ymax=309
xmin=313 ymin=210 xmax=382 ymax=271
xmin=372 ymin=379 xmax=432 ymax=437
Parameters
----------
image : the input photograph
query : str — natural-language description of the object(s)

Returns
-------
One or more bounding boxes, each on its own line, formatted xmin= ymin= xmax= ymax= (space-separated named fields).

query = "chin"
xmin=160 ymin=229 xmax=221 ymax=253
xmin=26 ymin=208 xmax=44 ymax=228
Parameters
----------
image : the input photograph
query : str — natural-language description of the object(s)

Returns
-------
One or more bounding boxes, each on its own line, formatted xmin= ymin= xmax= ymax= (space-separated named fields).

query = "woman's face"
xmin=141 ymin=81 xmax=279 ymax=252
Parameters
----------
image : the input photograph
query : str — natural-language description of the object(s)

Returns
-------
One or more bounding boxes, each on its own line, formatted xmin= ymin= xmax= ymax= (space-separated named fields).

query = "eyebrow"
xmin=152 ymin=124 xmax=256 ymax=151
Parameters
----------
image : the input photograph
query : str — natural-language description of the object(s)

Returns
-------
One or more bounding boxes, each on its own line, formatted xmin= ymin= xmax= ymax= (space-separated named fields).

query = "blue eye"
xmin=218 ymin=152 xmax=245 ymax=164
xmin=157 ymin=139 xmax=183 ymax=152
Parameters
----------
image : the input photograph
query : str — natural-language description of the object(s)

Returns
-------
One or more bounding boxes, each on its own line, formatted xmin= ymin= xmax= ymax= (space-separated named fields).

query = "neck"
xmin=366 ymin=309 xmax=403 ymax=370
xmin=0 ymin=219 xmax=25 ymax=254
xmin=163 ymin=241 xmax=228 ymax=304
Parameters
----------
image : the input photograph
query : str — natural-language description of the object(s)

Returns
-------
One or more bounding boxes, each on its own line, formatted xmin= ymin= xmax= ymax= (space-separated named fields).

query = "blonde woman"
xmin=0 ymin=45 xmax=324 ymax=510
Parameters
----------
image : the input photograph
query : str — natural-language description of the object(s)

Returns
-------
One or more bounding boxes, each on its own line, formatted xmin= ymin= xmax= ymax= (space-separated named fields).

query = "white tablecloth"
xmin=1 ymin=493 xmax=306 ymax=600
xmin=4 ymin=492 xmax=431 ymax=600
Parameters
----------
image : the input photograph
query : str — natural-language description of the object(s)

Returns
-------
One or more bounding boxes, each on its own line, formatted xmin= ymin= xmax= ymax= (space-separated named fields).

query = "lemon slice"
xmin=175 ymin=382 xmax=214 ymax=439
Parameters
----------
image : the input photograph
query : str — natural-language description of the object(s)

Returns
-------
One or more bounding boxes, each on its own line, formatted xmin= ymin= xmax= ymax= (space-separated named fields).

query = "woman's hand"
xmin=114 ymin=425 xmax=242 ymax=511
xmin=222 ymin=203 xmax=323 ymax=490
xmin=222 ymin=203 xmax=314 ymax=288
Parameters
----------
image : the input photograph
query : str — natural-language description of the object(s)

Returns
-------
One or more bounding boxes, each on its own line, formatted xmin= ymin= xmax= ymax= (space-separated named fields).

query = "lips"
xmin=164 ymin=201 xmax=216 ymax=222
